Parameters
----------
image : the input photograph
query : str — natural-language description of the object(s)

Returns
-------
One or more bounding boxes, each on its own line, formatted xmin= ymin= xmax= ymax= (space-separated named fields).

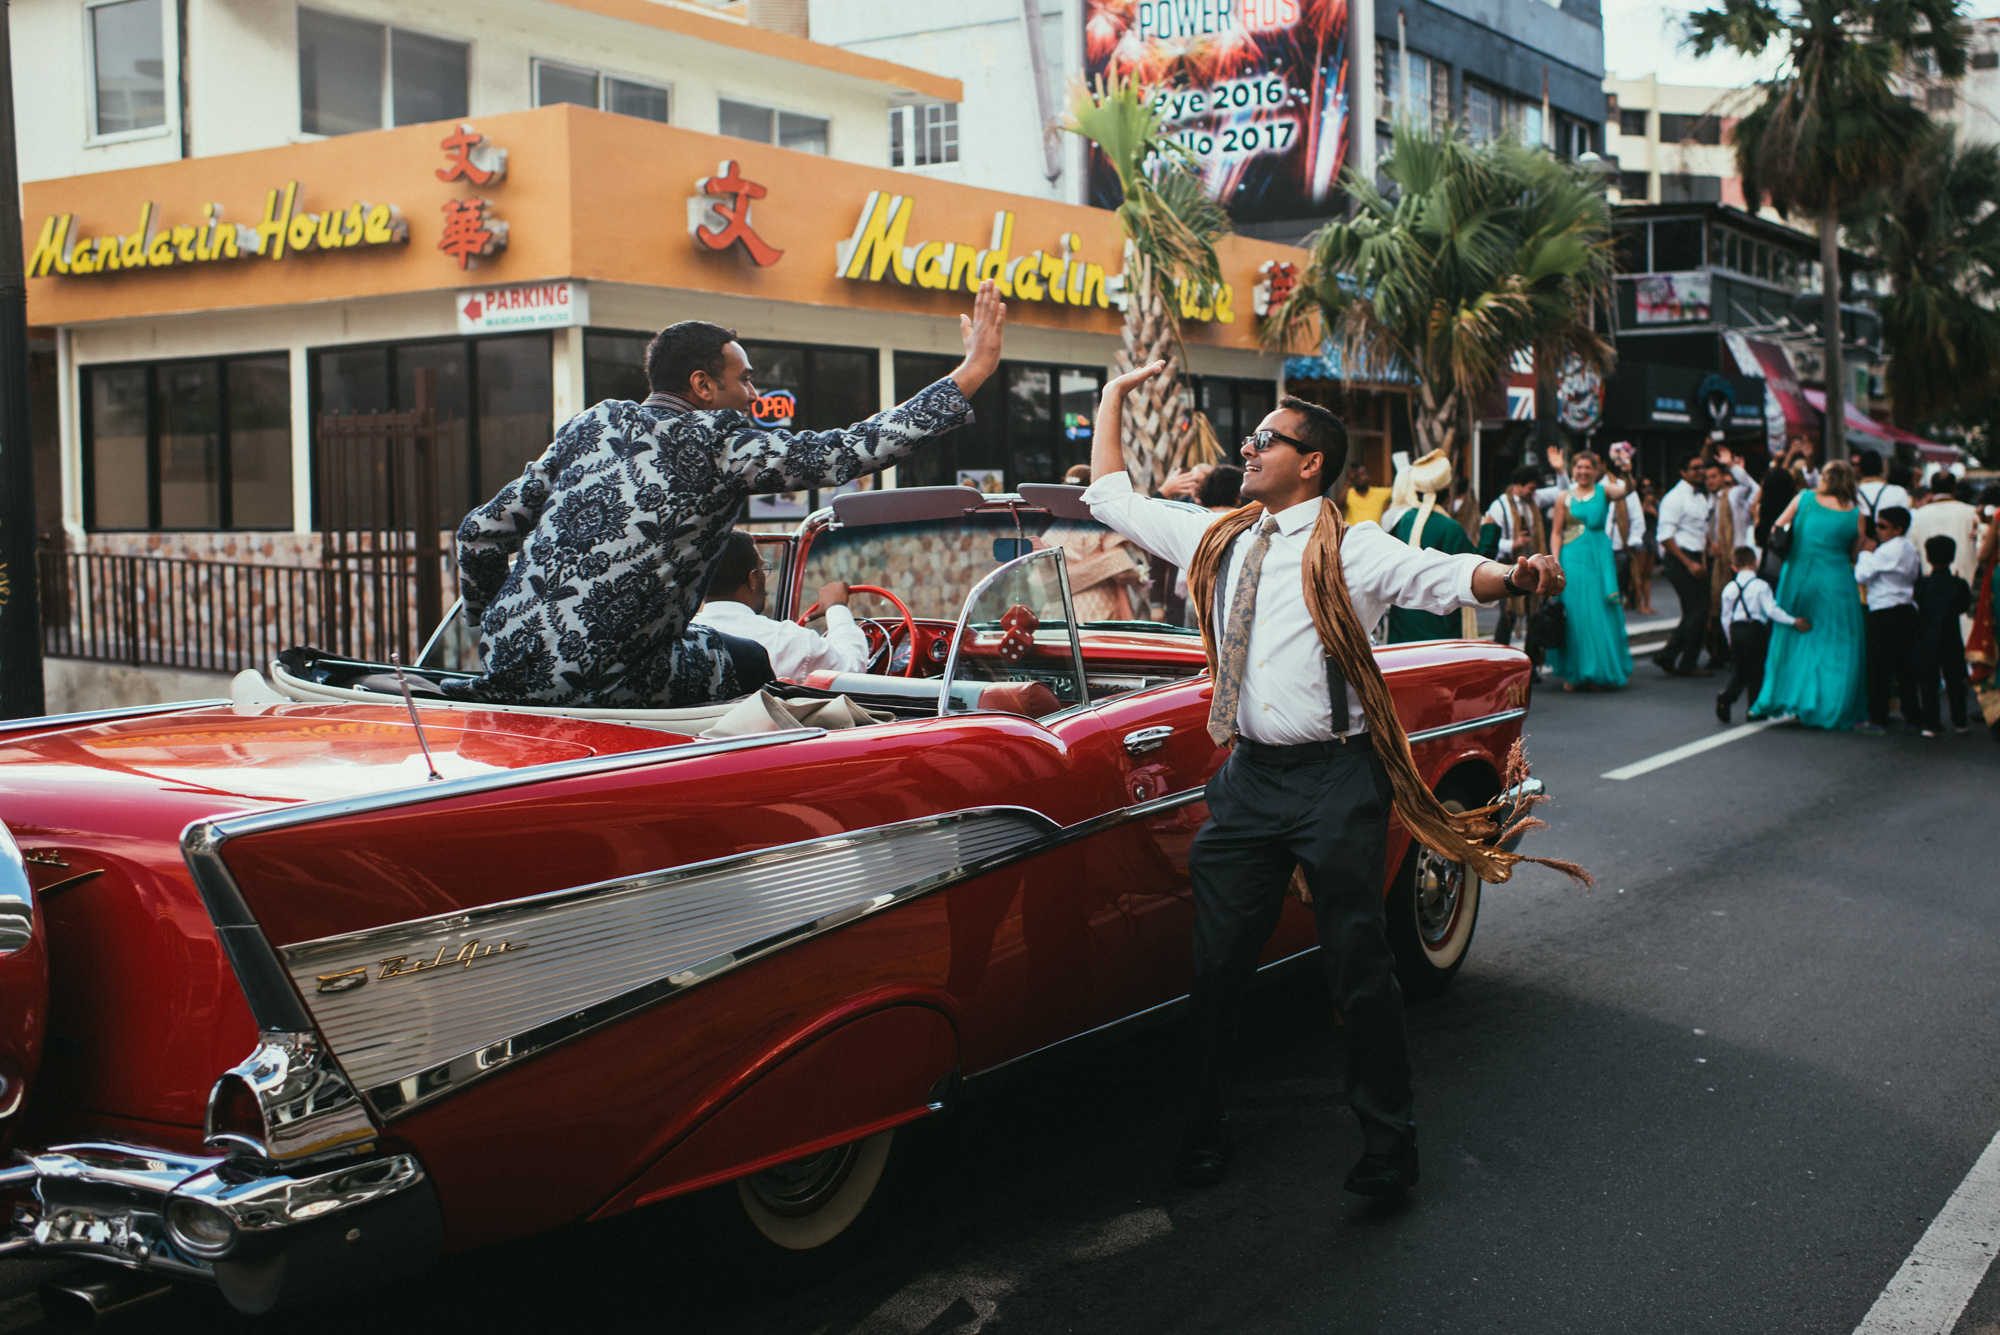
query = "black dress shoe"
xmin=1344 ymin=1144 xmax=1419 ymax=1198
xmin=1715 ymin=693 xmax=1731 ymax=724
xmin=1174 ymin=1115 xmax=1232 ymax=1188
xmin=1653 ymin=654 xmax=1685 ymax=677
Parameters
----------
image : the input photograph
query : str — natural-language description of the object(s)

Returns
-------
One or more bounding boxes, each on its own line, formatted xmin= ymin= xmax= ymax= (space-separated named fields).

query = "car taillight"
xmin=204 ymin=1074 xmax=265 ymax=1156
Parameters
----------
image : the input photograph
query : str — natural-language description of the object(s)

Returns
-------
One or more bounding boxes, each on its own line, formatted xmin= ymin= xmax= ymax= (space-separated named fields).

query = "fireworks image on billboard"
xmin=1084 ymin=0 xmax=1349 ymax=225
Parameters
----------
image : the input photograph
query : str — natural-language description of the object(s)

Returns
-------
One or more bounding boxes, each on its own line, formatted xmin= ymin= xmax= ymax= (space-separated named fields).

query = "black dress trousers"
xmin=1186 ymin=736 xmax=1413 ymax=1156
xmin=1719 ymin=620 xmax=1770 ymax=708
xmin=1661 ymin=558 xmax=1711 ymax=672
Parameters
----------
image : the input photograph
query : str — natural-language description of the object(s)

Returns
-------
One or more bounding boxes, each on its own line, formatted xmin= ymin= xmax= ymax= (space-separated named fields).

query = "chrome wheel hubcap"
xmin=1413 ymin=846 xmax=1465 ymax=948
xmin=745 ymin=1142 xmax=861 ymax=1218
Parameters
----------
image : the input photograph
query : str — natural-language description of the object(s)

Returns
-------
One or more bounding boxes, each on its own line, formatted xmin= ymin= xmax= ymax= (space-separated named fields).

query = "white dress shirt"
xmin=1855 ymin=535 xmax=1921 ymax=611
xmin=1609 ymin=492 xmax=1645 ymax=552
xmin=1908 ymin=498 xmax=1980 ymax=585
xmin=1082 ymin=472 xmax=1488 ymax=743
xmin=1656 ymin=480 xmax=1712 ymax=556
xmin=1719 ymin=572 xmax=1799 ymax=642
xmin=1484 ymin=493 xmax=1542 ymax=559
xmin=691 ymin=599 xmax=871 ymax=680
xmin=1857 ymin=480 xmax=1912 ymax=526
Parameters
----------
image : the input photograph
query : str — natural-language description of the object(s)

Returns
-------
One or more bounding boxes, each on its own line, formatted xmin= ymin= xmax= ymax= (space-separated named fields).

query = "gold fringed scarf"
xmin=1187 ymin=498 xmax=1593 ymax=888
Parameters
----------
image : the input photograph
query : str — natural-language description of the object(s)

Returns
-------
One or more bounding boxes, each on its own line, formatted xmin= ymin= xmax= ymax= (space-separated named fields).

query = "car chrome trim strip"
xmin=1405 ymin=708 xmax=1527 ymax=745
xmin=279 ymin=808 xmax=1061 ymax=1119
xmin=205 ymin=1032 xmax=379 ymax=1167
xmin=0 ymin=822 xmax=33 ymax=956
xmin=0 ymin=699 xmax=233 ymax=735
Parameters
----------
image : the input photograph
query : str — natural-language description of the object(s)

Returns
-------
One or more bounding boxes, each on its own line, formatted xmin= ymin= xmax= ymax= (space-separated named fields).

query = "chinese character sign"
xmin=438 ymin=198 xmax=507 ymax=269
xmin=689 ymin=160 xmax=783 ymax=266
xmin=1084 ymin=0 xmax=1349 ymax=225
xmin=437 ymin=125 xmax=508 ymax=186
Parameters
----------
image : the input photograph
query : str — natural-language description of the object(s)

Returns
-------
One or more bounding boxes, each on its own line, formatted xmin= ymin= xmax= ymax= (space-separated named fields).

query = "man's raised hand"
xmin=950 ymin=281 xmax=1008 ymax=397
xmin=1090 ymin=361 xmax=1167 ymax=484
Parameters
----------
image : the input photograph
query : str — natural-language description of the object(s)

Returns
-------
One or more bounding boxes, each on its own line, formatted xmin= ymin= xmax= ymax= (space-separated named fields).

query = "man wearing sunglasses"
xmin=1082 ymin=362 xmax=1565 ymax=1201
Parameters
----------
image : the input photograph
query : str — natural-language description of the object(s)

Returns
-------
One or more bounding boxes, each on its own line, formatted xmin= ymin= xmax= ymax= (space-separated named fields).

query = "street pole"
xmin=0 ymin=0 xmax=44 ymax=717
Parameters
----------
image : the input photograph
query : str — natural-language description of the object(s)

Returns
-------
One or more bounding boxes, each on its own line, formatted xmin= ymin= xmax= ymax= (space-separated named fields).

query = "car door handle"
xmin=1122 ymin=726 xmax=1174 ymax=756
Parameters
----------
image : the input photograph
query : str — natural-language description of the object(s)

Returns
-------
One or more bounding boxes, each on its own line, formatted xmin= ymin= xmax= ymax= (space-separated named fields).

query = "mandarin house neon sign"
xmin=27 ymin=185 xmax=408 ymax=278
xmin=833 ymin=193 xmax=1234 ymax=323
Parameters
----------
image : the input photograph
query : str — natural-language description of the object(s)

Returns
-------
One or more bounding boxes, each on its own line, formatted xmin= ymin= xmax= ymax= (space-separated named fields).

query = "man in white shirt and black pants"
xmin=1716 ymin=545 xmax=1809 ymax=723
xmin=1855 ymin=505 xmax=1923 ymax=734
xmin=692 ymin=530 xmax=872 ymax=680
xmin=1082 ymin=362 xmax=1566 ymax=1199
xmin=1654 ymin=454 xmax=1716 ymax=677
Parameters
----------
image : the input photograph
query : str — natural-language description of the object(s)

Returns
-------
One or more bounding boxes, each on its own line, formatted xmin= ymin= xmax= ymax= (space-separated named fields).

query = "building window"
xmin=1375 ymin=42 xmax=1451 ymax=134
xmin=533 ymin=59 xmax=670 ymax=122
xmin=1617 ymin=108 xmax=1648 ymax=137
xmin=82 ymin=355 xmax=293 ymax=532
xmin=1658 ymin=113 xmax=1723 ymax=145
xmin=1463 ymin=80 xmax=1538 ymax=144
xmin=1928 ymin=87 xmax=1957 ymax=111
xmin=1973 ymin=51 xmax=1998 ymax=69
xmin=1658 ymin=173 xmax=1723 ymax=204
xmin=892 ymin=355 xmax=1102 ymax=493
xmin=310 ymin=335 xmax=551 ymax=524
xmin=1617 ymin=171 xmax=1650 ymax=201
xmin=298 ymin=8 xmax=467 ymax=137
xmin=1650 ymin=217 xmax=1706 ymax=269
xmin=890 ymin=103 xmax=958 ymax=167
xmin=1191 ymin=376 xmax=1277 ymax=453
xmin=89 ymin=0 xmax=168 ymax=138
xmin=718 ymin=98 xmax=828 ymax=154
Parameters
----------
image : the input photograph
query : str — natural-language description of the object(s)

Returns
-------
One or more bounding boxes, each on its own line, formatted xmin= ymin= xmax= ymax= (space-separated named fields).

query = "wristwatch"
xmin=1503 ymin=563 xmax=1537 ymax=594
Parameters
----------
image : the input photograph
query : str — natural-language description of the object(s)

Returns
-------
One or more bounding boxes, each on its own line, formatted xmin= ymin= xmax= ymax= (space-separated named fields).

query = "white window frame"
xmin=530 ymin=57 xmax=671 ymax=121
xmin=84 ymin=0 xmax=178 ymax=148
xmin=294 ymin=8 xmax=470 ymax=140
xmin=889 ymin=102 xmax=959 ymax=169
xmin=717 ymin=96 xmax=830 ymax=154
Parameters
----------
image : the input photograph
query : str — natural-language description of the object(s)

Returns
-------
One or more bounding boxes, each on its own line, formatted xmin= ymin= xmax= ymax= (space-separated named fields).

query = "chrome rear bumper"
xmin=1 ymin=1142 xmax=438 ymax=1311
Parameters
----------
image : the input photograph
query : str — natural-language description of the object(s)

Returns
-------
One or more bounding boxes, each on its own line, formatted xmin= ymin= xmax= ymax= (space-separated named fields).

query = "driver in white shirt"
xmin=691 ymin=531 xmax=872 ymax=682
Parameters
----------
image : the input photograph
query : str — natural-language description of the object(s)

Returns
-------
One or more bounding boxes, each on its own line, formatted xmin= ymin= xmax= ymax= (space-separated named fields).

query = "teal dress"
xmin=1753 ymin=493 xmax=1865 ymax=729
xmin=1387 ymin=506 xmax=1477 ymax=642
xmin=1544 ymin=483 xmax=1632 ymax=688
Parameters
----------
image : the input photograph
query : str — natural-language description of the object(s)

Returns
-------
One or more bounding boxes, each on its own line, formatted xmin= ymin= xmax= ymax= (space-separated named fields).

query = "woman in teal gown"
xmin=1545 ymin=451 xmax=1633 ymax=689
xmin=1753 ymin=461 xmax=1865 ymax=728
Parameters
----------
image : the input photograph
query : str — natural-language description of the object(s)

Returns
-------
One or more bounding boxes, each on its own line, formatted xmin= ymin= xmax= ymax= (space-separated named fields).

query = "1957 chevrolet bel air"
xmin=0 ymin=485 xmax=1539 ymax=1319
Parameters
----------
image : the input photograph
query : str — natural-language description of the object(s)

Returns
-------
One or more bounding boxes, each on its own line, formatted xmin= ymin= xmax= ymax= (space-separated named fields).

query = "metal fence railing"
xmin=36 ymin=548 xmax=455 ymax=676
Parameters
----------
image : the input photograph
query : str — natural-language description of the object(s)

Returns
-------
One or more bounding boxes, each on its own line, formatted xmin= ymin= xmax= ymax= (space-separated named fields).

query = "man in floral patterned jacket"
xmin=449 ymin=283 xmax=1007 ymax=708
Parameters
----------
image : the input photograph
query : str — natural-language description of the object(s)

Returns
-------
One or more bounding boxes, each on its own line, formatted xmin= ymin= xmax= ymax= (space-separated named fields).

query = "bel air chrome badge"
xmin=315 ymin=938 xmax=529 ymax=993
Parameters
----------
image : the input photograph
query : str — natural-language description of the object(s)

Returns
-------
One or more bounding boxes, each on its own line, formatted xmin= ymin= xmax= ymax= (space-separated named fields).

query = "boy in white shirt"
xmin=1854 ymin=506 xmax=1922 ymax=734
xmin=692 ymin=531 xmax=872 ymax=682
xmin=1715 ymin=545 xmax=1809 ymax=723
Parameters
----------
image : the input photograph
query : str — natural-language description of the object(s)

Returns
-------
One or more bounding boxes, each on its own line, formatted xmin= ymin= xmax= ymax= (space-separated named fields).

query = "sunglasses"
xmin=1241 ymin=428 xmax=1309 ymax=455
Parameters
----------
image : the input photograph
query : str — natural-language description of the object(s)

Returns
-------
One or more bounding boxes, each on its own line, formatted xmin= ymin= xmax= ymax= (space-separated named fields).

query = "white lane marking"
xmin=1628 ymin=638 xmax=1669 ymax=656
xmin=1600 ymin=720 xmax=1780 ymax=780
xmin=1625 ymin=617 xmax=1681 ymax=636
xmin=1851 ymin=1125 xmax=2000 ymax=1335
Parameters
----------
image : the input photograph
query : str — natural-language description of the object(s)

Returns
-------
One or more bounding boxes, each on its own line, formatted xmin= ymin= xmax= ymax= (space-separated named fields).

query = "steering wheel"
xmin=797 ymin=584 xmax=923 ymax=678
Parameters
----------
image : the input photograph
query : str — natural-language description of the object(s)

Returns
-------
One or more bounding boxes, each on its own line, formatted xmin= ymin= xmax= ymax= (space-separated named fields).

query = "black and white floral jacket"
xmin=449 ymin=377 xmax=972 ymax=707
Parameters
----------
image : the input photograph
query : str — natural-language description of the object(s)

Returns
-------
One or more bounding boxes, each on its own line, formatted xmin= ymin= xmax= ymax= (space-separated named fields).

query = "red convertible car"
xmin=0 ymin=486 xmax=1536 ymax=1319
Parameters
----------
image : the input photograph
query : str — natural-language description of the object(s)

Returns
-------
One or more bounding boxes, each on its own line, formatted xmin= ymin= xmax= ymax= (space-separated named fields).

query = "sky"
xmin=1601 ymin=0 xmax=2000 ymax=85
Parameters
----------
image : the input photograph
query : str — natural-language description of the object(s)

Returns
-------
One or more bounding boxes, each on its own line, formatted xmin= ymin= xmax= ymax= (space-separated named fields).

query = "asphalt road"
xmin=5 ymin=604 xmax=1999 ymax=1333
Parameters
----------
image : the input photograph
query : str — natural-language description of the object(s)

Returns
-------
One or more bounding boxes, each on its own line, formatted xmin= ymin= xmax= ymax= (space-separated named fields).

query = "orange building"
xmin=26 ymin=103 xmax=1303 ymax=564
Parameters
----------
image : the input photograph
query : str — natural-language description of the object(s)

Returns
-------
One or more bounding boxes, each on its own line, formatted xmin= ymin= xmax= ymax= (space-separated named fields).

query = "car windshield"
xmin=797 ymin=507 xmax=1201 ymax=633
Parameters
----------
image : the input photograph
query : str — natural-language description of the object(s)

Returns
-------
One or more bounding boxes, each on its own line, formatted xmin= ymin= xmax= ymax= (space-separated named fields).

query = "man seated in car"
xmin=692 ymin=531 xmax=872 ymax=682
xmin=448 ymin=283 xmax=1006 ymax=708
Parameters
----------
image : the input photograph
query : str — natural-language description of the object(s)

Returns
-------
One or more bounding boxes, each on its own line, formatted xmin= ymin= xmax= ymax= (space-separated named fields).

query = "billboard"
xmin=1083 ymin=0 xmax=1349 ymax=225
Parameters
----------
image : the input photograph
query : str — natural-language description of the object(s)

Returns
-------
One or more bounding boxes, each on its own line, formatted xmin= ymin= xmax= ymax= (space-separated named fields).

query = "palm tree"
xmin=1063 ymin=74 xmax=1231 ymax=496
xmin=1687 ymin=0 xmax=1967 ymax=459
xmin=1268 ymin=121 xmax=1616 ymax=471
xmin=1847 ymin=125 xmax=2000 ymax=429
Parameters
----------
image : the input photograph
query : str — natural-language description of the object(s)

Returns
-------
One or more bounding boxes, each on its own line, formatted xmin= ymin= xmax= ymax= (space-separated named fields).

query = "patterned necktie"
xmin=1207 ymin=516 xmax=1280 ymax=745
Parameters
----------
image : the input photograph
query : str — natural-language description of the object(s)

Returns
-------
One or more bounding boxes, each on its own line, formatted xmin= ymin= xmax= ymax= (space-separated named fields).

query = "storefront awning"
xmin=1799 ymin=390 xmax=1963 ymax=464
xmin=1724 ymin=334 xmax=1817 ymax=441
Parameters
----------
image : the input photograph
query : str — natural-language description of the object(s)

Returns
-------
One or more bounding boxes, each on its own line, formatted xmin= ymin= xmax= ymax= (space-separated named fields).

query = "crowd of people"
xmin=1438 ymin=435 xmax=1998 ymax=738
xmin=1046 ymin=427 xmax=1998 ymax=743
